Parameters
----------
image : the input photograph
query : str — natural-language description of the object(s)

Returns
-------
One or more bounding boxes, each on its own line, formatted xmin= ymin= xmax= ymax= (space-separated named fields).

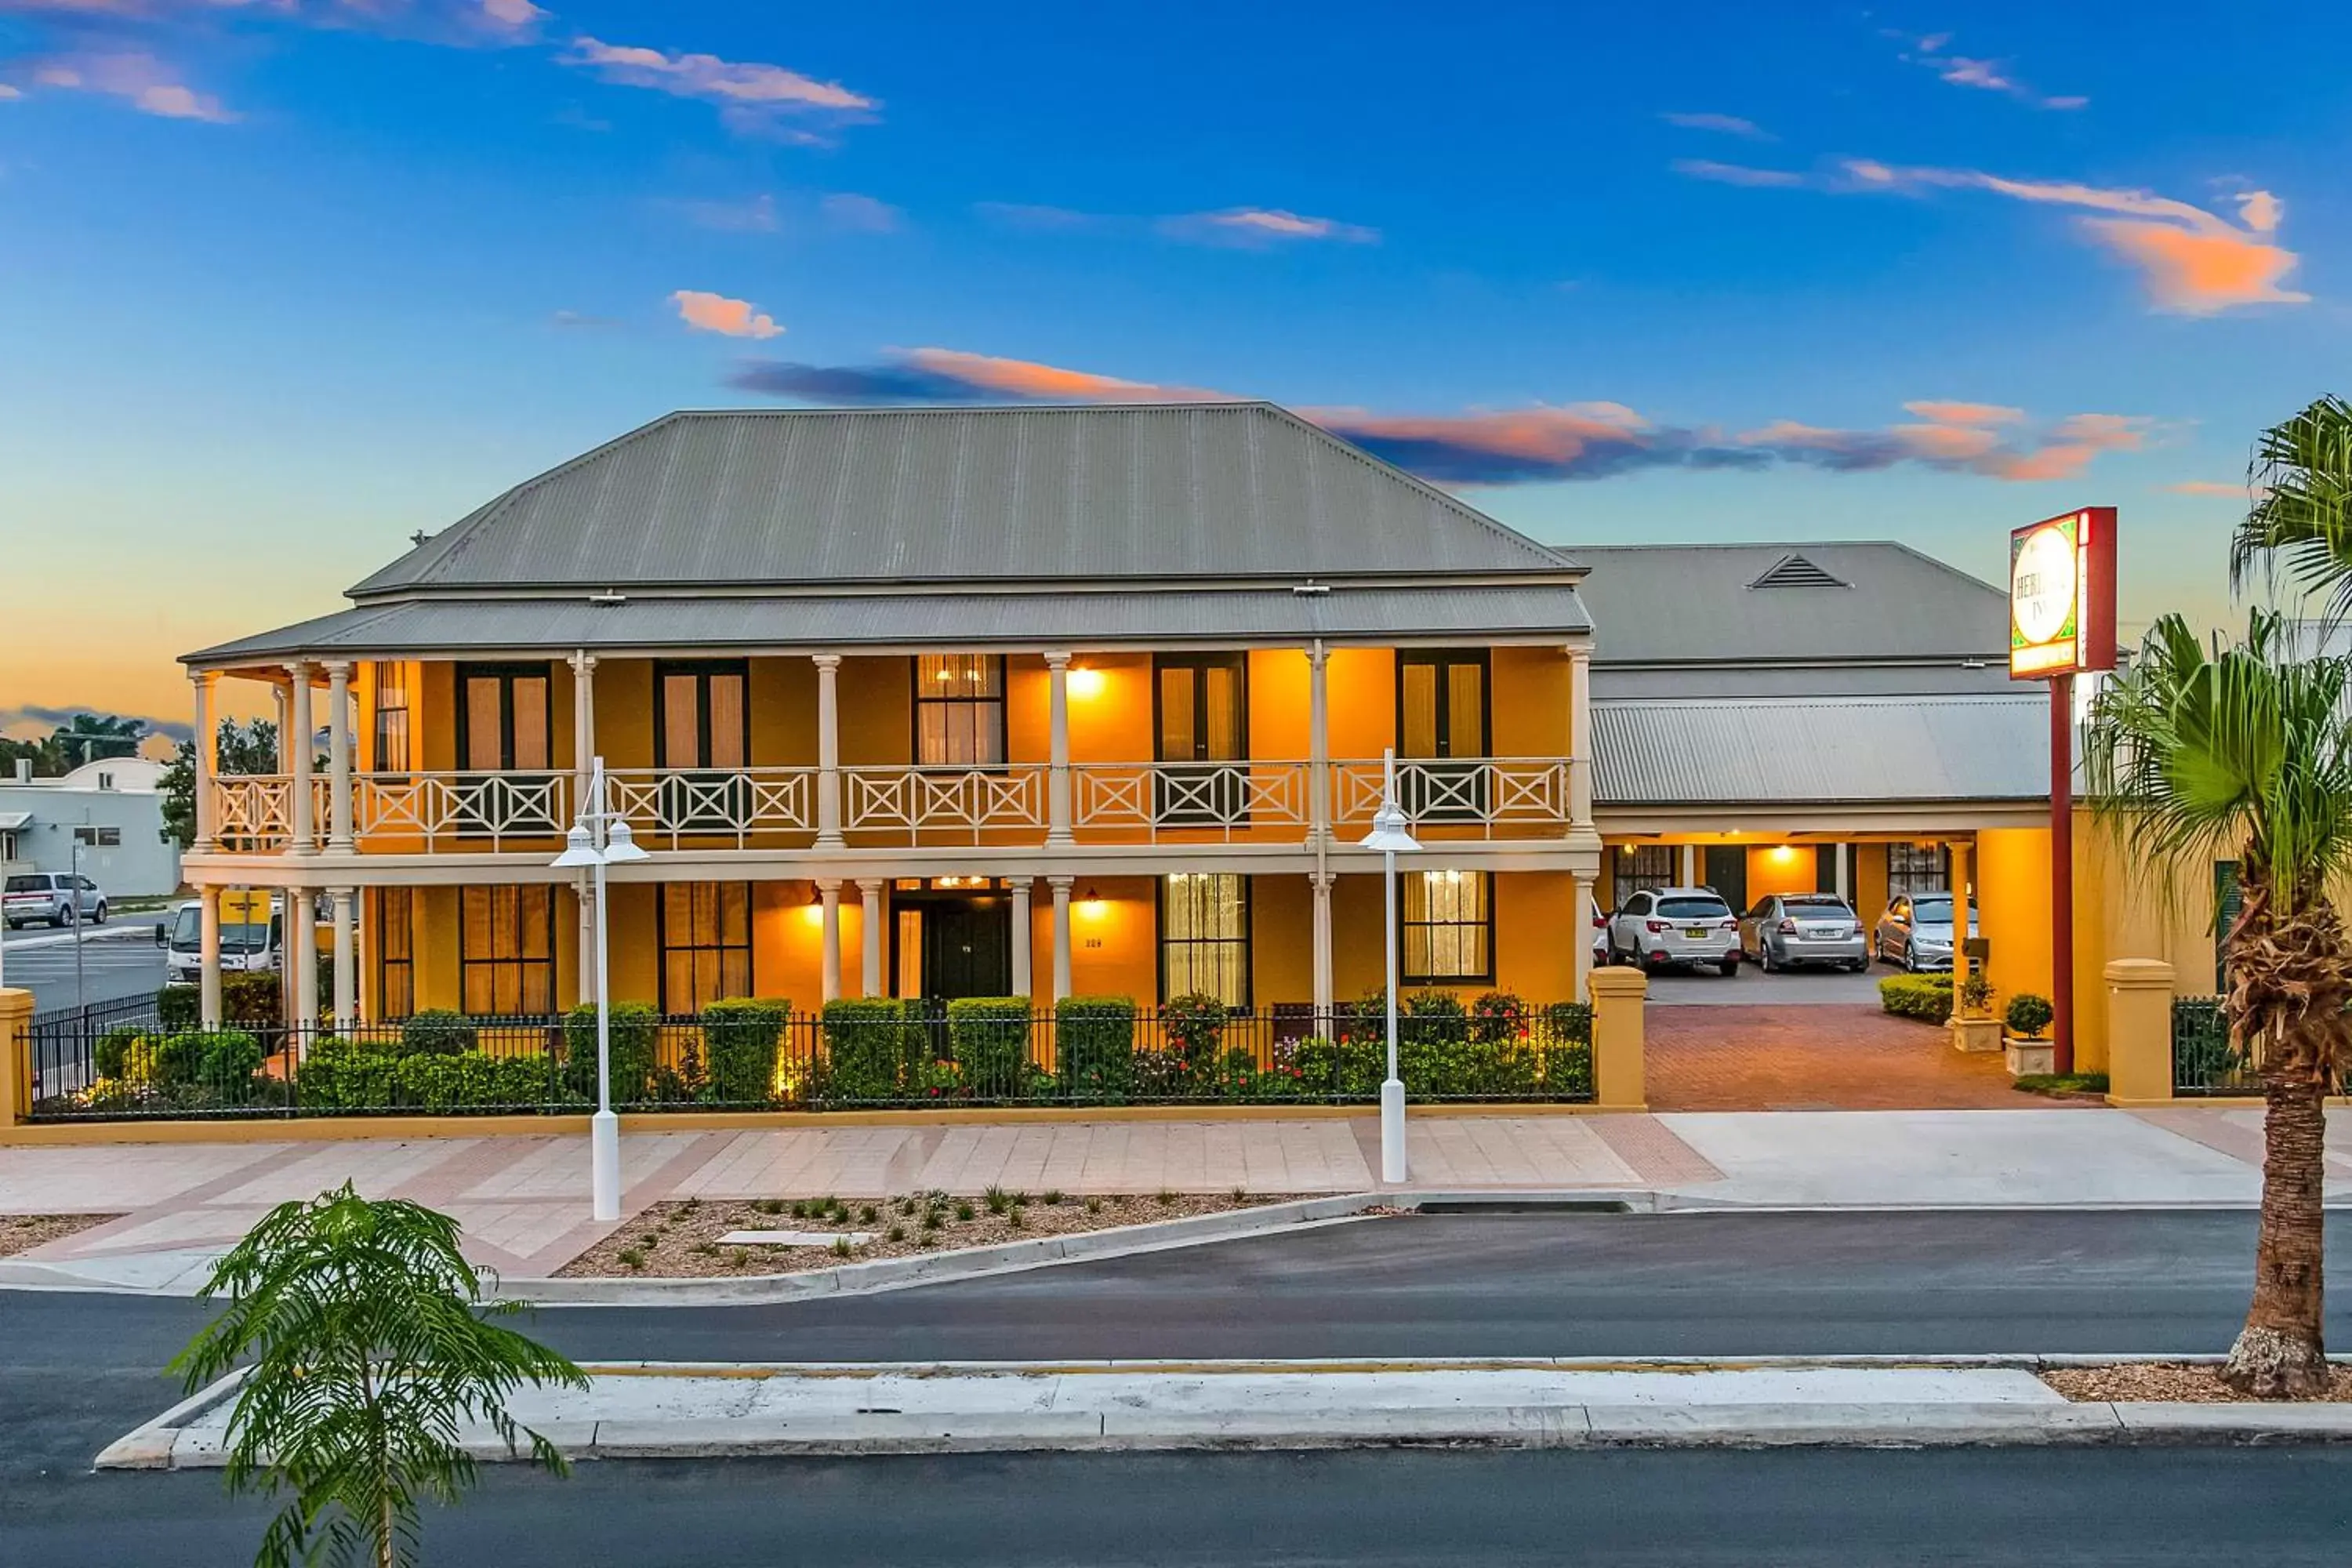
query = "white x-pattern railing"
xmin=1333 ymin=758 xmax=1572 ymax=837
xmin=353 ymin=772 xmax=572 ymax=851
xmin=844 ymin=765 xmax=1048 ymax=846
xmin=1073 ymin=761 xmax=1312 ymax=842
xmin=212 ymin=775 xmax=294 ymax=850
xmin=604 ymin=768 xmax=814 ymax=849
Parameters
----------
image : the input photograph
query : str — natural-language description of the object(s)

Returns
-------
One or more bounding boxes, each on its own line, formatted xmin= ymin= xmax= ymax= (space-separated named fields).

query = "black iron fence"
xmin=16 ymin=995 xmax=1595 ymax=1122
xmin=2171 ymin=996 xmax=2255 ymax=1096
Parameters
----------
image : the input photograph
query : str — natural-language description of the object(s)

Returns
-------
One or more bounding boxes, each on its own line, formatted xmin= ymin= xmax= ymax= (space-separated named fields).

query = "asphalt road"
xmin=12 ymin=1449 xmax=2352 ymax=1566
xmin=7 ymin=1210 xmax=2350 ymax=1563
xmin=2 ymin=927 xmax=169 ymax=1013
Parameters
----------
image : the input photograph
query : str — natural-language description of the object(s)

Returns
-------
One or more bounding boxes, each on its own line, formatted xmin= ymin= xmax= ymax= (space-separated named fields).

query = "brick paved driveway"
xmin=1644 ymin=1004 xmax=2070 ymax=1112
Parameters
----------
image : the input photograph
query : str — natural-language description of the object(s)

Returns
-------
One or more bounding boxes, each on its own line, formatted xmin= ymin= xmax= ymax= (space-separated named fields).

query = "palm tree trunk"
xmin=2221 ymin=1067 xmax=2331 ymax=1396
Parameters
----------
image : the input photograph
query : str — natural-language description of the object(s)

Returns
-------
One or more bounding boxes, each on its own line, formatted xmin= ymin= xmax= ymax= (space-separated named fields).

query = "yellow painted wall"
xmin=1853 ymin=842 xmax=1890 ymax=924
xmin=1496 ymin=870 xmax=1577 ymax=999
xmin=1492 ymin=648 xmax=1569 ymax=758
xmin=1326 ymin=648 xmax=1396 ymax=760
xmin=1068 ymin=876 xmax=1159 ymax=1000
xmin=750 ymin=658 xmax=818 ymax=767
xmin=1745 ymin=844 xmax=1819 ymax=903
xmin=1066 ymin=653 xmax=1154 ymax=763
xmin=837 ymin=656 xmax=912 ymax=767
xmin=1251 ymin=874 xmax=1314 ymax=1005
xmin=1248 ymin=649 xmax=1311 ymax=760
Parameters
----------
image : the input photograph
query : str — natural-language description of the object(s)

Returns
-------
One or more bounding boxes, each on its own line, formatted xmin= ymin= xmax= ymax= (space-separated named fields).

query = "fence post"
xmin=0 ymin=987 xmax=31 ymax=1131
xmin=1587 ymin=967 xmax=1647 ymax=1111
xmin=2103 ymin=958 xmax=2176 ymax=1107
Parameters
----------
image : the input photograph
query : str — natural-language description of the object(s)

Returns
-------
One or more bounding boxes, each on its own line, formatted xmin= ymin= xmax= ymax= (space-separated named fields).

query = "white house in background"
xmin=0 ymin=755 xmax=182 ymax=896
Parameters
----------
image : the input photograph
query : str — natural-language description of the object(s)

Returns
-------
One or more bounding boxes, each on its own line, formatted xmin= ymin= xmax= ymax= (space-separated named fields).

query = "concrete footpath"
xmin=100 ymin=1356 xmax=2352 ymax=1467
xmin=6 ymin=1105 xmax=2349 ymax=1296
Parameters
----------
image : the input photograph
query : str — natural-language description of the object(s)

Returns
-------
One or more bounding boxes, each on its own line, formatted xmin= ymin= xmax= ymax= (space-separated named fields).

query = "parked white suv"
xmin=5 ymin=872 xmax=107 ymax=930
xmin=1606 ymin=887 xmax=1740 ymax=976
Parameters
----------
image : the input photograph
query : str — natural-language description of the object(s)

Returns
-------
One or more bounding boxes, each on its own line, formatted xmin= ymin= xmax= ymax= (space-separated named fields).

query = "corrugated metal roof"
xmin=352 ymin=403 xmax=1576 ymax=597
xmin=186 ymin=583 xmax=1592 ymax=664
xmin=1592 ymin=695 xmax=2049 ymax=805
xmin=1566 ymin=542 xmax=2009 ymax=667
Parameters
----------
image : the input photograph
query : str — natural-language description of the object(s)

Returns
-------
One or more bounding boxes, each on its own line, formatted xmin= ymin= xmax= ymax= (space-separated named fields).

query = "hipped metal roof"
xmin=191 ymin=403 xmax=1591 ymax=665
xmin=1592 ymin=694 xmax=2049 ymax=806
xmin=353 ymin=403 xmax=1575 ymax=595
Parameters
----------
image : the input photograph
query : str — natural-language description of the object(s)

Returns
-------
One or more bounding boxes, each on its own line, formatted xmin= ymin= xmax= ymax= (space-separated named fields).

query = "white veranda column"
xmin=1567 ymin=642 xmax=1595 ymax=829
xmin=290 ymin=887 xmax=318 ymax=1027
xmin=570 ymin=654 xmax=598 ymax=1004
xmin=325 ymin=661 xmax=354 ymax=852
xmin=1044 ymin=652 xmax=1073 ymax=846
xmin=198 ymin=885 xmax=223 ymax=1028
xmin=1948 ymin=839 xmax=1975 ymax=996
xmin=818 ymin=877 xmax=844 ymax=1002
xmin=1308 ymin=641 xmax=1330 ymax=846
xmin=287 ymin=662 xmax=317 ymax=855
xmin=1680 ymin=844 xmax=1697 ymax=887
xmin=1311 ymin=870 xmax=1335 ymax=1023
xmin=1570 ymin=871 xmax=1593 ymax=1002
xmin=191 ymin=671 xmax=219 ymax=851
xmin=1047 ymin=876 xmax=1073 ymax=1000
xmin=1010 ymin=880 xmax=1033 ymax=996
xmin=858 ymin=879 xmax=884 ymax=998
xmin=331 ymin=885 xmax=356 ymax=1026
xmin=814 ymin=655 xmax=844 ymax=849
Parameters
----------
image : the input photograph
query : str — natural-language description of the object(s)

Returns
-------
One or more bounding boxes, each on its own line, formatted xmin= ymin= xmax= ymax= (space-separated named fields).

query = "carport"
xmin=1567 ymin=543 xmax=2059 ymax=1109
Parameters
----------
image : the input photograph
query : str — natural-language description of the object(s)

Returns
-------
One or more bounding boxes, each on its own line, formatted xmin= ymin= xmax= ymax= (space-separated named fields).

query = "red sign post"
xmin=2008 ymin=508 xmax=2118 ymax=1074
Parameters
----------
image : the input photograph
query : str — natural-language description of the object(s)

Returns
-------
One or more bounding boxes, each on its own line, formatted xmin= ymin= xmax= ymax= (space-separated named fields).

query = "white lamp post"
xmin=1357 ymin=746 xmax=1421 ymax=1183
xmin=550 ymin=756 xmax=646 ymax=1221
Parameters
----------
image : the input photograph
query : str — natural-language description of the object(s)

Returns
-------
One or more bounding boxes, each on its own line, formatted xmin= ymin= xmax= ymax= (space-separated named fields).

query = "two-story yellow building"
xmin=179 ymin=403 xmax=1606 ymax=1032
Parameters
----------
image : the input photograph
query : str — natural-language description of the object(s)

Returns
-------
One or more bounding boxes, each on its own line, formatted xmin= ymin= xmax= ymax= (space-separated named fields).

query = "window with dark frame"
xmin=459 ymin=884 xmax=554 ymax=1016
xmin=1159 ymin=873 xmax=1251 ymax=1007
xmin=658 ymin=883 xmax=753 ymax=1014
xmin=913 ymin=655 xmax=1006 ymax=767
xmin=1887 ymin=843 xmax=1950 ymax=897
xmin=375 ymin=885 xmax=415 ymax=1020
xmin=1613 ymin=844 xmax=1675 ymax=903
xmin=454 ymin=662 xmax=552 ymax=771
xmin=71 ymin=826 xmax=122 ymax=847
xmin=1396 ymin=650 xmax=1491 ymax=820
xmin=1402 ymin=869 xmax=1494 ymax=985
xmin=372 ymin=661 xmax=411 ymax=774
xmin=1153 ymin=652 xmax=1249 ymax=823
xmin=654 ymin=660 xmax=751 ymax=831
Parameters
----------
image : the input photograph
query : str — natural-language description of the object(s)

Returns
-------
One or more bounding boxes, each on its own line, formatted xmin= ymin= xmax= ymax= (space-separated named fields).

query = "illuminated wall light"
xmin=1769 ymin=844 xmax=1796 ymax=864
xmin=801 ymin=885 xmax=825 ymax=926
xmin=1069 ymin=664 xmax=1106 ymax=699
xmin=1078 ymin=884 xmax=1106 ymax=917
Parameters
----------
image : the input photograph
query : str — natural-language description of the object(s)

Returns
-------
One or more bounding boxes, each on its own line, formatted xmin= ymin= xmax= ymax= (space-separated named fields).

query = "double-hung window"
xmin=1159 ymin=873 xmax=1251 ymax=1007
xmin=1402 ymin=869 xmax=1494 ymax=985
xmin=655 ymin=659 xmax=750 ymax=832
xmin=374 ymin=886 xmax=415 ymax=1020
xmin=1613 ymin=844 xmax=1675 ymax=902
xmin=372 ymin=662 xmax=411 ymax=775
xmin=1154 ymin=653 xmax=1249 ymax=825
xmin=1887 ymin=843 xmax=1949 ymax=898
xmin=913 ymin=655 xmax=1006 ymax=767
xmin=454 ymin=662 xmax=556 ymax=833
xmin=658 ymin=882 xmax=752 ymax=1014
xmin=459 ymin=885 xmax=554 ymax=1016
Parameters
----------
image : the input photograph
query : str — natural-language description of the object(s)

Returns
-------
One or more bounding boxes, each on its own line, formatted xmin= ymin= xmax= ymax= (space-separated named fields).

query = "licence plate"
xmin=1683 ymin=927 xmax=1709 ymax=938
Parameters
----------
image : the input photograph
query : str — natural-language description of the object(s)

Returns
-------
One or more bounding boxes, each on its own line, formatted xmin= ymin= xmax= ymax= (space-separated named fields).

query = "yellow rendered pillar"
xmin=0 ymin=987 xmax=31 ymax=1132
xmin=1587 ymin=967 xmax=1647 ymax=1111
xmin=2103 ymin=959 xmax=2177 ymax=1106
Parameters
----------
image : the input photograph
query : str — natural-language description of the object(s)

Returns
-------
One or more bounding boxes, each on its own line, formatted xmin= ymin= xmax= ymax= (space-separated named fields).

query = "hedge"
xmin=1056 ymin=995 xmax=1137 ymax=1100
xmin=945 ymin=997 xmax=1033 ymax=1097
xmin=294 ymin=1036 xmax=577 ymax=1113
xmin=561 ymin=1002 xmax=659 ymax=1103
xmin=1879 ymin=974 xmax=1955 ymax=1023
xmin=154 ymin=972 xmax=281 ymax=1032
xmin=400 ymin=1010 xmax=477 ymax=1058
xmin=820 ymin=998 xmax=916 ymax=1102
xmin=701 ymin=997 xmax=791 ymax=1105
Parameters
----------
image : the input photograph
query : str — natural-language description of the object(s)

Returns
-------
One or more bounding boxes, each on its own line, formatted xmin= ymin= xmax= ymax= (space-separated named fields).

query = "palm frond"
xmin=2231 ymin=394 xmax=2352 ymax=627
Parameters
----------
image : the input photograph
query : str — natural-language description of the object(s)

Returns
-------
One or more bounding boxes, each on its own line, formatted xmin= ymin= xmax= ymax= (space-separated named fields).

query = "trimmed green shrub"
xmin=820 ymin=998 xmax=916 ymax=1102
xmin=946 ymin=997 xmax=1033 ymax=1098
xmin=393 ymin=1050 xmax=564 ymax=1112
xmin=562 ymin=1002 xmax=660 ymax=1104
xmin=1540 ymin=1000 xmax=1593 ymax=1047
xmin=1879 ymin=974 xmax=1955 ymax=1023
xmin=95 ymin=1025 xmax=151 ymax=1081
xmin=398 ymin=1009 xmax=477 ymax=1058
xmin=1145 ymin=992 xmax=1228 ymax=1093
xmin=1056 ymin=995 xmax=1137 ymax=1100
xmin=157 ymin=985 xmax=201 ymax=1032
xmin=2005 ymin=993 xmax=2054 ymax=1039
xmin=701 ymin=997 xmax=790 ymax=1105
xmin=1467 ymin=991 xmax=1530 ymax=1045
xmin=151 ymin=1030 xmax=209 ymax=1087
xmin=1287 ymin=1033 xmax=1384 ymax=1097
xmin=220 ymin=971 xmax=281 ymax=1028
xmin=198 ymin=1030 xmax=265 ymax=1098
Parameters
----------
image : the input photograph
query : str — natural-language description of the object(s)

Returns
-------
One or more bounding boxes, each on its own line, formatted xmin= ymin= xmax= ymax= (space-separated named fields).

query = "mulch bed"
xmin=557 ymin=1190 xmax=1300 ymax=1279
xmin=0 ymin=1213 xmax=122 ymax=1258
xmin=2043 ymin=1363 xmax=2352 ymax=1403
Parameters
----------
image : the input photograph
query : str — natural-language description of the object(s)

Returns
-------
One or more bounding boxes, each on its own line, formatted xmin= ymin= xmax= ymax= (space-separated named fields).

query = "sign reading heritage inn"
xmin=2008 ymin=507 xmax=2118 ymax=678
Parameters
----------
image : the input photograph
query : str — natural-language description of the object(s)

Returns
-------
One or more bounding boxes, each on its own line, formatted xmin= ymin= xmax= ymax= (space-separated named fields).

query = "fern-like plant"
xmin=170 ymin=1182 xmax=588 ymax=1568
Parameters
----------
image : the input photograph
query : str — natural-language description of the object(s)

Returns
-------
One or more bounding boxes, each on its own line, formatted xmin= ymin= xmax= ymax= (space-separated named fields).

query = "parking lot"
xmin=1645 ymin=964 xmax=1887 ymax=1007
xmin=2 ymin=926 xmax=169 ymax=1014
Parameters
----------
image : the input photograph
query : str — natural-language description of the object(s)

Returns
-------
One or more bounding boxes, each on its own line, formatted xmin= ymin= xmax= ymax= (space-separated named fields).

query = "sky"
xmin=2 ymin=0 xmax=2346 ymax=735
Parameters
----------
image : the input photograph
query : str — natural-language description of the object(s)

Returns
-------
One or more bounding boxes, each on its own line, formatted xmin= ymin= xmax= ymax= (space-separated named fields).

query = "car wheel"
xmin=92 ymin=902 xmax=107 ymax=926
xmin=1719 ymin=957 xmax=1740 ymax=978
xmin=1904 ymin=942 xmax=1920 ymax=974
xmin=1759 ymin=944 xmax=1777 ymax=974
xmin=50 ymin=906 xmax=71 ymax=928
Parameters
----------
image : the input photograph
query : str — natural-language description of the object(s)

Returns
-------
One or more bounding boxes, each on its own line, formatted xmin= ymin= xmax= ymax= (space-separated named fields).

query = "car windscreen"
xmin=170 ymin=907 xmax=200 ymax=947
xmin=1783 ymin=895 xmax=1852 ymax=914
xmin=5 ymin=875 xmax=45 ymax=893
xmin=1912 ymin=898 xmax=1955 ymax=922
xmin=1657 ymin=897 xmax=1731 ymax=920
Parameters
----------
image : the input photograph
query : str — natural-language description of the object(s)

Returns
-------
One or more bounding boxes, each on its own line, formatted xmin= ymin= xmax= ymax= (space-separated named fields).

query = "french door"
xmin=1155 ymin=653 xmax=1249 ymax=825
xmin=455 ymin=662 xmax=556 ymax=833
xmin=655 ymin=660 xmax=750 ymax=832
xmin=1397 ymin=650 xmax=1490 ymax=820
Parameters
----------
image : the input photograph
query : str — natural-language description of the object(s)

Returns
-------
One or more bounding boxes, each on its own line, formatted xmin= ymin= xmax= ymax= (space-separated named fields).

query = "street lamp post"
xmin=550 ymin=757 xmax=646 ymax=1221
xmin=1357 ymin=747 xmax=1421 ymax=1184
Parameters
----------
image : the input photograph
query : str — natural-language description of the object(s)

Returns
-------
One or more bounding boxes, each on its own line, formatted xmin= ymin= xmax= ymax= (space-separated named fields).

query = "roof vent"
xmin=1747 ymin=553 xmax=1849 ymax=590
xmin=588 ymin=590 xmax=626 ymax=607
xmin=1291 ymin=581 xmax=1331 ymax=597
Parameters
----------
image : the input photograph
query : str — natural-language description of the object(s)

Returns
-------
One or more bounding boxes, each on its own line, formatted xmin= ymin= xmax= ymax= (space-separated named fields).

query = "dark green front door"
xmin=1703 ymin=845 xmax=1748 ymax=912
xmin=912 ymin=895 xmax=1011 ymax=1003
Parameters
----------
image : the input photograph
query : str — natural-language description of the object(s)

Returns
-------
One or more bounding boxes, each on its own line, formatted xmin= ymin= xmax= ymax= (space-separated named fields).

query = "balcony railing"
xmin=202 ymin=756 xmax=1578 ymax=857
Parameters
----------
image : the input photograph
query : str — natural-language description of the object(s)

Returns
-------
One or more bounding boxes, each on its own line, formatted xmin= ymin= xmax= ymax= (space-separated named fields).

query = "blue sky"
xmin=3 ymin=0 xmax=2345 ymax=724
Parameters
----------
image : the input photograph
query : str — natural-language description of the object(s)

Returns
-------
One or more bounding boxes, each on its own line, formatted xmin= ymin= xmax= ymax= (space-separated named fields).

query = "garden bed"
xmin=556 ymin=1189 xmax=1298 ymax=1279
xmin=2042 ymin=1363 xmax=2352 ymax=1403
xmin=0 ymin=1213 xmax=121 ymax=1258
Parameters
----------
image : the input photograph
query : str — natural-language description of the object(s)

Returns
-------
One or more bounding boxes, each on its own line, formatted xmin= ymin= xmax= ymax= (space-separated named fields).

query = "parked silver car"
xmin=4 ymin=872 xmax=108 ymax=930
xmin=1875 ymin=892 xmax=1979 ymax=972
xmin=1607 ymin=887 xmax=1741 ymax=976
xmin=1739 ymin=893 xmax=1868 ymax=973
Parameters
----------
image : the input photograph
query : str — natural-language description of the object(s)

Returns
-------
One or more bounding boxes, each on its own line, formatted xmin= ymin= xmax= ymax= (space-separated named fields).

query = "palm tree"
xmin=2230 ymin=394 xmax=2352 ymax=627
xmin=172 ymin=1184 xmax=587 ymax=1568
xmin=2083 ymin=612 xmax=2352 ymax=1395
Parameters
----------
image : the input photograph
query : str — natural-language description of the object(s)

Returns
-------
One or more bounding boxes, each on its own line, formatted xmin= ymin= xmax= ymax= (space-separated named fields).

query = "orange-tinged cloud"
xmin=1900 ymin=400 xmax=2025 ymax=426
xmin=2166 ymin=481 xmax=2263 ymax=498
xmin=20 ymin=52 xmax=237 ymax=121
xmin=901 ymin=348 xmax=1225 ymax=402
xmin=2078 ymin=218 xmax=2308 ymax=314
xmin=1161 ymin=207 xmax=1379 ymax=245
xmin=670 ymin=289 xmax=783 ymax=339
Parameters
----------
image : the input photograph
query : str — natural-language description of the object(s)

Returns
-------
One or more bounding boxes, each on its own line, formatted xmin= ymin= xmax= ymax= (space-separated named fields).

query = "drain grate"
xmin=1411 ymin=1199 xmax=1635 ymax=1215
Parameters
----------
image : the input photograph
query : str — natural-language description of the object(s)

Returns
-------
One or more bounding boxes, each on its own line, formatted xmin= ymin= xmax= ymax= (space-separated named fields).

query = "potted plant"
xmin=1947 ymin=971 xmax=2002 ymax=1054
xmin=2002 ymin=992 xmax=2057 ymax=1076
